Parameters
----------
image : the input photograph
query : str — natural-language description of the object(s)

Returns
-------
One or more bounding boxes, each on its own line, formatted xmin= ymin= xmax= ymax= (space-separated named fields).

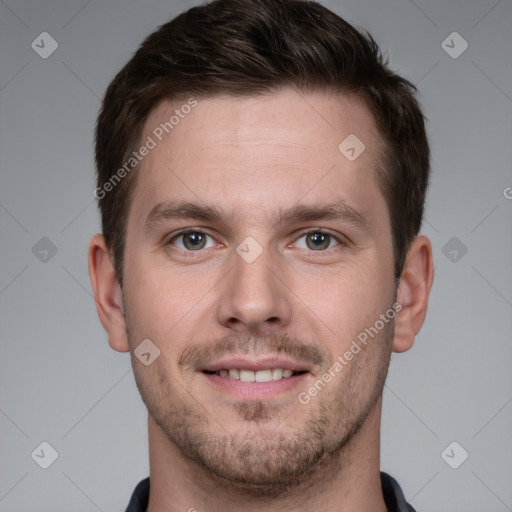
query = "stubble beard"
xmin=126 ymin=313 xmax=394 ymax=497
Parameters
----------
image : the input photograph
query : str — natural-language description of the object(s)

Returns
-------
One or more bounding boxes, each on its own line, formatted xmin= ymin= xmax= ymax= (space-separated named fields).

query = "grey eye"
xmin=183 ymin=232 xmax=206 ymax=250
xmin=172 ymin=231 xmax=216 ymax=251
xmin=305 ymin=232 xmax=331 ymax=250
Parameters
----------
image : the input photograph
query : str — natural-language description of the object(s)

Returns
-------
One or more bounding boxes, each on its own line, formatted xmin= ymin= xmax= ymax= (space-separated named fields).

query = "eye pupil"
xmin=184 ymin=232 xmax=206 ymax=250
xmin=306 ymin=232 xmax=330 ymax=250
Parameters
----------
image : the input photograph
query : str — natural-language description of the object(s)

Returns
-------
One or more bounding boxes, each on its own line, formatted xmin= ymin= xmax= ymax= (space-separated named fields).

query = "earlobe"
xmin=393 ymin=235 xmax=434 ymax=353
xmin=88 ymin=234 xmax=130 ymax=353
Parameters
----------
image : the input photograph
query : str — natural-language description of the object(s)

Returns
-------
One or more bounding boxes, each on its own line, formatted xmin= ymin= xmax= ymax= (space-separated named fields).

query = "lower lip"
xmin=201 ymin=372 xmax=310 ymax=400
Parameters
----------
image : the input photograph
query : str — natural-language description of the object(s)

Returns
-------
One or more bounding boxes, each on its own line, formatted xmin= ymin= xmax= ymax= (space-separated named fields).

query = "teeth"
xmin=255 ymin=369 xmax=273 ymax=382
xmin=215 ymin=368 xmax=299 ymax=381
xmin=272 ymin=368 xmax=283 ymax=380
xmin=240 ymin=369 xmax=255 ymax=382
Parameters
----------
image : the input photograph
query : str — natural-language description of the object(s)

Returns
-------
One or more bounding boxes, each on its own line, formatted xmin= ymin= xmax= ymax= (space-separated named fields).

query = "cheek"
xmin=123 ymin=252 xmax=186 ymax=337
xmin=291 ymin=261 xmax=394 ymax=344
xmin=123 ymin=248 xmax=221 ymax=353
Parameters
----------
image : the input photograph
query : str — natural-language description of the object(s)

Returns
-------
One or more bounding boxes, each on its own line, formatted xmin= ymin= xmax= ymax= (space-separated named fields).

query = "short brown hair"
xmin=95 ymin=0 xmax=430 ymax=281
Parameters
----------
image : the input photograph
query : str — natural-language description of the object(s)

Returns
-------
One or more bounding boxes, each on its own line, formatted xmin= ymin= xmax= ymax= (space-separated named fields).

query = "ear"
xmin=88 ymin=233 xmax=130 ymax=352
xmin=393 ymin=235 xmax=434 ymax=353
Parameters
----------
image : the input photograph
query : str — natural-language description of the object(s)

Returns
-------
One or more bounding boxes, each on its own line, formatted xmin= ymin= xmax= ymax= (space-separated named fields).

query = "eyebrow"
xmin=276 ymin=203 xmax=371 ymax=232
xmin=144 ymin=201 xmax=224 ymax=232
xmin=143 ymin=200 xmax=371 ymax=234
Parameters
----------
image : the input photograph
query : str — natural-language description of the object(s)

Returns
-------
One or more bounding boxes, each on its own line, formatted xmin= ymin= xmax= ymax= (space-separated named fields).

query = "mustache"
xmin=178 ymin=332 xmax=329 ymax=369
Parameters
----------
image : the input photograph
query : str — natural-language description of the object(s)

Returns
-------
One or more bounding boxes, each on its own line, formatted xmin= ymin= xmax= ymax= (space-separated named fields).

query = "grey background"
xmin=1 ymin=0 xmax=511 ymax=510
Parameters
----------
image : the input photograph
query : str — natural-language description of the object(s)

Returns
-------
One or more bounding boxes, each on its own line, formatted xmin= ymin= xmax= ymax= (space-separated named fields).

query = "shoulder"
xmin=380 ymin=472 xmax=418 ymax=512
xmin=125 ymin=477 xmax=150 ymax=512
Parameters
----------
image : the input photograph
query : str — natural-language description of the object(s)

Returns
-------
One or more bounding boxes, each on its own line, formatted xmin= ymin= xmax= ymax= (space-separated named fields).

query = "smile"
xmin=204 ymin=368 xmax=307 ymax=382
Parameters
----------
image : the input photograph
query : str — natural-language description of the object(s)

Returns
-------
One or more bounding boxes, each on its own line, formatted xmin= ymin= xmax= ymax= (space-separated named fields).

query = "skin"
xmin=89 ymin=88 xmax=434 ymax=512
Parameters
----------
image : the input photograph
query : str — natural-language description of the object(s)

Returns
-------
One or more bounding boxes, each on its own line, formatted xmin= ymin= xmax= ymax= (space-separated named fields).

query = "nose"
xmin=215 ymin=246 xmax=292 ymax=334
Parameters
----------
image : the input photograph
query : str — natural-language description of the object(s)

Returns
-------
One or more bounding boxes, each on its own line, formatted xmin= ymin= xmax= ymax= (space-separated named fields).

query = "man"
xmin=88 ymin=0 xmax=434 ymax=510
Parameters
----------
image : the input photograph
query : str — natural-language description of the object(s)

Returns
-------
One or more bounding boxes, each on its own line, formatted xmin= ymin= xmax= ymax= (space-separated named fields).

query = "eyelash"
xmin=167 ymin=229 xmax=348 ymax=252
xmin=168 ymin=229 xmax=219 ymax=251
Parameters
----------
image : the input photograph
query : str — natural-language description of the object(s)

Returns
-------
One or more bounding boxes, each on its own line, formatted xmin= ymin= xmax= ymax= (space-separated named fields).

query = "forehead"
xmin=130 ymin=88 xmax=386 ymax=227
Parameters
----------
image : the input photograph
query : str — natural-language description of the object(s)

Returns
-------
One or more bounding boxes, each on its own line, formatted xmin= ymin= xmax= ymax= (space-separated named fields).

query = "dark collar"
xmin=125 ymin=471 xmax=416 ymax=512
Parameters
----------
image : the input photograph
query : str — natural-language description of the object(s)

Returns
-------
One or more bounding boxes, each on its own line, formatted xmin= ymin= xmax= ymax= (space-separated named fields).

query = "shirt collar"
xmin=125 ymin=472 xmax=416 ymax=512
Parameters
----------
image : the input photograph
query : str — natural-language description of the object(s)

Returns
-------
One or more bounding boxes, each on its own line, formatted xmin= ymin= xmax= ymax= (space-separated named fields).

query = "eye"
xmin=294 ymin=231 xmax=340 ymax=251
xmin=171 ymin=231 xmax=217 ymax=251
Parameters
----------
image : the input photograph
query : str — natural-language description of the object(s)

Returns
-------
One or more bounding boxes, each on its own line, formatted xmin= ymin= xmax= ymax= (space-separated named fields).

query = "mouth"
xmin=199 ymin=358 xmax=312 ymax=399
xmin=203 ymin=368 xmax=307 ymax=382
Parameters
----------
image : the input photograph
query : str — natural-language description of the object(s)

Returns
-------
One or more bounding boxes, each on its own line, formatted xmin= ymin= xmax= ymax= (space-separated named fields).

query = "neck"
xmin=146 ymin=397 xmax=387 ymax=512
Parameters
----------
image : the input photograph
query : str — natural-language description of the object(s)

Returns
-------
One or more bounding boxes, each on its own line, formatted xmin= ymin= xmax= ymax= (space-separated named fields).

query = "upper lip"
xmin=200 ymin=356 xmax=312 ymax=373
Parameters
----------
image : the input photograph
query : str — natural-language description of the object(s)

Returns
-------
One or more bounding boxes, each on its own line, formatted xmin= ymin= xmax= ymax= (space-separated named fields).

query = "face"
xmin=122 ymin=89 xmax=397 ymax=492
